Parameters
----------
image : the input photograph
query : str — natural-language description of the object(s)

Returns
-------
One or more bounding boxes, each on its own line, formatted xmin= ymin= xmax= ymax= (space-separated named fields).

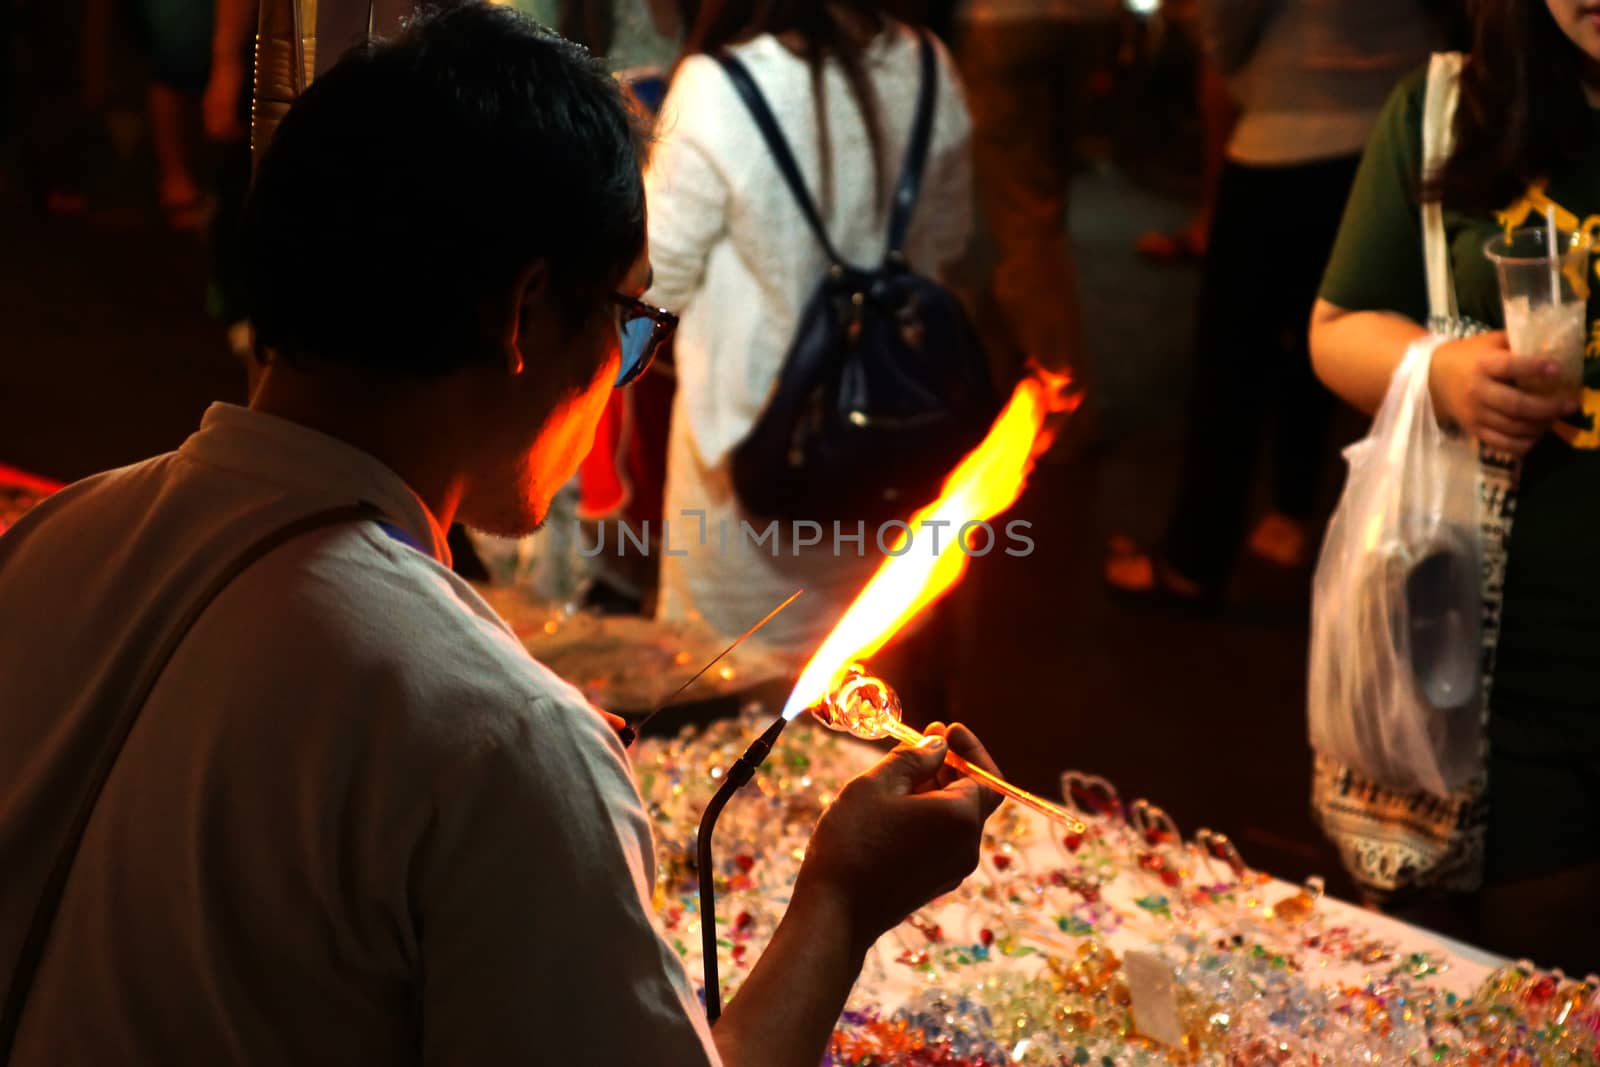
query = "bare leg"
xmin=961 ymin=19 xmax=1087 ymax=382
xmin=147 ymin=80 xmax=204 ymax=228
xmin=1189 ymin=61 xmax=1235 ymax=250
xmin=1135 ymin=59 xmax=1236 ymax=261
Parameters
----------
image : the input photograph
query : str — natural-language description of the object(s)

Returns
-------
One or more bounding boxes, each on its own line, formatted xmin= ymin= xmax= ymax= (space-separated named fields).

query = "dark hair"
xmin=1425 ymin=0 xmax=1593 ymax=212
xmin=682 ymin=1 xmax=915 ymax=213
xmin=244 ymin=1 xmax=648 ymax=384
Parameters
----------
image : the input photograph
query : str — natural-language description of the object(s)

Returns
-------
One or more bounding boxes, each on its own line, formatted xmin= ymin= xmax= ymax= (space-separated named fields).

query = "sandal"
xmin=161 ymin=193 xmax=210 ymax=232
xmin=1103 ymin=535 xmax=1221 ymax=615
xmin=1134 ymin=222 xmax=1207 ymax=264
xmin=1246 ymin=512 xmax=1312 ymax=569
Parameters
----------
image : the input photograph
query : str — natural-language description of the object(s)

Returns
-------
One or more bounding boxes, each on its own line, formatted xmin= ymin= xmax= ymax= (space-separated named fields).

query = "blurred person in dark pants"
xmin=126 ymin=0 xmax=215 ymax=227
xmin=1105 ymin=0 xmax=1449 ymax=609
xmin=954 ymin=0 xmax=1118 ymax=396
xmin=8 ymin=0 xmax=102 ymax=214
xmin=204 ymin=0 xmax=257 ymax=372
xmin=1135 ymin=56 xmax=1234 ymax=264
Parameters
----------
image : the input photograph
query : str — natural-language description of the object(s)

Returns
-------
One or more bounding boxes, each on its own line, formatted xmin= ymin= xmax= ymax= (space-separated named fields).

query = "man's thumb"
xmin=874 ymin=734 xmax=948 ymax=791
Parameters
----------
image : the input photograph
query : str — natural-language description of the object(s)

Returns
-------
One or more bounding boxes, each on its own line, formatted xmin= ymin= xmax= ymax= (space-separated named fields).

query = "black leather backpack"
xmin=715 ymin=31 xmax=1000 ymax=524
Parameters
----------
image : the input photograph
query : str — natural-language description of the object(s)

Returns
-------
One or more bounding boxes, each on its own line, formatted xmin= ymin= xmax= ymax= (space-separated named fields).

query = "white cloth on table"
xmin=0 ymin=403 xmax=718 ymax=1066
xmin=645 ymin=24 xmax=975 ymax=656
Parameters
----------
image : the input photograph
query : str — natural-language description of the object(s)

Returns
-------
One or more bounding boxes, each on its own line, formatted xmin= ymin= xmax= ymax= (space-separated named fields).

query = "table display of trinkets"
xmin=633 ymin=708 xmax=1598 ymax=1066
xmin=7 ymin=457 xmax=1590 ymax=1062
xmin=477 ymin=584 xmax=794 ymax=714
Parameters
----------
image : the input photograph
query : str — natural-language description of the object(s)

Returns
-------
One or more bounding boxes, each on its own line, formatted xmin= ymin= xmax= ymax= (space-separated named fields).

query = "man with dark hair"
xmin=0 ymin=5 xmax=1001 ymax=1064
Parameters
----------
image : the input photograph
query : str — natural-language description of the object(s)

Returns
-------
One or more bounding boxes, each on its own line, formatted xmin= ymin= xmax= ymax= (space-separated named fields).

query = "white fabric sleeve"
xmin=414 ymin=689 xmax=719 ymax=1066
xmin=645 ymin=58 xmax=732 ymax=314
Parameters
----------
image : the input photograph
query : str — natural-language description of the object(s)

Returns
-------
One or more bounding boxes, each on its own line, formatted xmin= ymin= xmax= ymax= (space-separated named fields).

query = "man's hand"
xmin=1430 ymin=331 xmax=1577 ymax=455
xmin=793 ymin=722 xmax=1004 ymax=958
xmin=712 ymin=725 xmax=1004 ymax=1066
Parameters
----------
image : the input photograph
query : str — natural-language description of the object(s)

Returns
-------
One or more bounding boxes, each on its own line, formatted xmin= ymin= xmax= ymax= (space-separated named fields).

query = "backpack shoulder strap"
xmin=715 ymin=49 xmax=847 ymax=268
xmin=886 ymin=29 xmax=939 ymax=261
xmin=0 ymin=501 xmax=385 ymax=1061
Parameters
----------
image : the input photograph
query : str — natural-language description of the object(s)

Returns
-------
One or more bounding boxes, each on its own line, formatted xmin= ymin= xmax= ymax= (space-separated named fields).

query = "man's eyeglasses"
xmin=612 ymin=294 xmax=677 ymax=388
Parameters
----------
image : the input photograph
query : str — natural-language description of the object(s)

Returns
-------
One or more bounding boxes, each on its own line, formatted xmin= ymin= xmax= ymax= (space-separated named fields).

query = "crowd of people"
xmin=1 ymin=0 xmax=258 ymax=356
xmin=2 ymin=0 xmax=1597 ymax=1058
xmin=592 ymin=0 xmax=1600 ymax=976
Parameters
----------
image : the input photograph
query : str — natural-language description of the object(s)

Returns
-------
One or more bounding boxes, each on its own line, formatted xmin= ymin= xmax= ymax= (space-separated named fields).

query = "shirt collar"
xmin=181 ymin=403 xmax=453 ymax=566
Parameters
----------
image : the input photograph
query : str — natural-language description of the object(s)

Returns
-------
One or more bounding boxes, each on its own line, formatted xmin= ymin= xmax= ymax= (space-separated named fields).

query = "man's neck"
xmin=248 ymin=363 xmax=466 ymax=532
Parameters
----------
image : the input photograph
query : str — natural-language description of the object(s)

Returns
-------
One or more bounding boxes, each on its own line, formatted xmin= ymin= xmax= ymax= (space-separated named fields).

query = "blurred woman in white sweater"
xmin=644 ymin=1 xmax=975 ymax=658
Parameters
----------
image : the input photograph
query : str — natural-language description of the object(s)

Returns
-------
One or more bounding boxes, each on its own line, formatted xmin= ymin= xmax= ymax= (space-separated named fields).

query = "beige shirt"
xmin=1204 ymin=0 xmax=1444 ymax=165
xmin=959 ymin=0 xmax=1121 ymax=22
xmin=0 ymin=404 xmax=718 ymax=1065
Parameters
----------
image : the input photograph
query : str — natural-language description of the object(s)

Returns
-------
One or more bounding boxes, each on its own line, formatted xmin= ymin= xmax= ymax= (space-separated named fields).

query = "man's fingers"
xmin=942 ymin=722 xmax=1002 ymax=778
xmin=924 ymin=722 xmax=965 ymax=790
xmin=920 ymin=723 xmax=1005 ymax=816
xmin=868 ymin=734 xmax=949 ymax=794
xmin=876 ymin=722 xmax=1007 ymax=817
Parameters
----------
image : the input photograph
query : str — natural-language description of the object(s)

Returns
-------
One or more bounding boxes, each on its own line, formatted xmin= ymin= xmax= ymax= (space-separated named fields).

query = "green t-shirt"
xmin=1321 ymin=67 xmax=1600 ymax=763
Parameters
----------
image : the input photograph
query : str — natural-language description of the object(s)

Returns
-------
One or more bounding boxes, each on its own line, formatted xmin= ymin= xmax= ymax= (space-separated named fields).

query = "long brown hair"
xmin=681 ymin=1 xmax=915 ymax=214
xmin=1426 ymin=0 xmax=1595 ymax=212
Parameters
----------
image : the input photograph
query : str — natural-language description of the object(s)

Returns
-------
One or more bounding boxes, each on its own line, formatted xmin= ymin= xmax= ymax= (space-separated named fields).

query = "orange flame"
xmin=781 ymin=370 xmax=1080 ymax=719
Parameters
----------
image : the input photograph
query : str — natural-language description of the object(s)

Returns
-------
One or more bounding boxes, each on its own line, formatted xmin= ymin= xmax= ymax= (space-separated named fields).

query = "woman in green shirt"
xmin=1312 ymin=0 xmax=1600 ymax=972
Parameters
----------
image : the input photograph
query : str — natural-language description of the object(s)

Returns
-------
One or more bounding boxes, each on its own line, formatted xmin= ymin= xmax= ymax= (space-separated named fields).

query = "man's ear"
xmin=493 ymin=261 xmax=550 ymax=376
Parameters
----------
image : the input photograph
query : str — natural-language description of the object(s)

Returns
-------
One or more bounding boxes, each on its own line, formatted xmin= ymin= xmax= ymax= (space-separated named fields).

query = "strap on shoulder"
xmin=0 ymin=501 xmax=385 ymax=1061
xmin=715 ymin=50 xmax=848 ymax=268
xmin=885 ymin=29 xmax=939 ymax=261
xmin=1421 ymin=52 xmax=1464 ymax=324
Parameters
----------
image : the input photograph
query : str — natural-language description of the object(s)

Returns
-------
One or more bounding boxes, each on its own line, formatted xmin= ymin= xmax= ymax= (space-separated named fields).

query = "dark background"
xmin=0 ymin=8 xmax=1363 ymax=898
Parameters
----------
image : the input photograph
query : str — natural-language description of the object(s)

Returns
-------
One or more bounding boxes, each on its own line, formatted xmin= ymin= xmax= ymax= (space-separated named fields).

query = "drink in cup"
xmin=1485 ymin=226 xmax=1592 ymax=395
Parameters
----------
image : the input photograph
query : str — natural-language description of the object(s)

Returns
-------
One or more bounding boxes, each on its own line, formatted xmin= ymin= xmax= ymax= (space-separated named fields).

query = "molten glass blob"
xmin=819 ymin=664 xmax=902 ymax=740
xmin=812 ymin=665 xmax=1087 ymax=835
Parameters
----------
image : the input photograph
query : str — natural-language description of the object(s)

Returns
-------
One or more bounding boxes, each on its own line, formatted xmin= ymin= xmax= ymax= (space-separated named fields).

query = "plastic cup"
xmin=1484 ymin=227 xmax=1592 ymax=395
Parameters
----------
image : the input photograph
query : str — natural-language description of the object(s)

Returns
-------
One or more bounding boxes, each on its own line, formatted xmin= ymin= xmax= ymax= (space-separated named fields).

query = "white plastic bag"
xmin=1307 ymin=337 xmax=1483 ymax=799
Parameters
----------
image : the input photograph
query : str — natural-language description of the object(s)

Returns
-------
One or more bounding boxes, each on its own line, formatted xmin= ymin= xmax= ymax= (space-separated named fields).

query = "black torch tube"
xmin=696 ymin=713 xmax=789 ymax=1024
